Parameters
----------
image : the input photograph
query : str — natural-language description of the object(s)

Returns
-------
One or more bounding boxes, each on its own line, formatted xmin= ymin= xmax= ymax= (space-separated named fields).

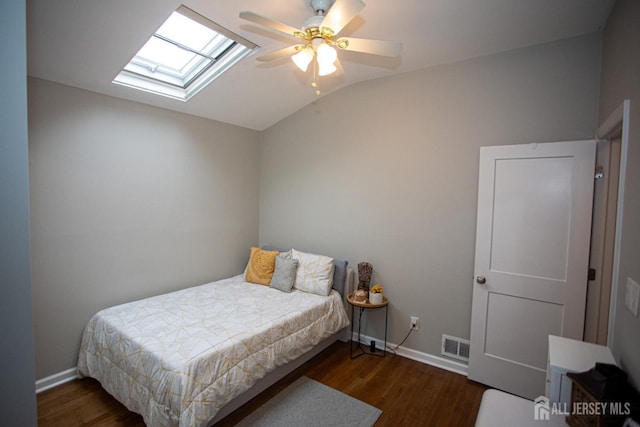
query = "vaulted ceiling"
xmin=27 ymin=0 xmax=615 ymax=131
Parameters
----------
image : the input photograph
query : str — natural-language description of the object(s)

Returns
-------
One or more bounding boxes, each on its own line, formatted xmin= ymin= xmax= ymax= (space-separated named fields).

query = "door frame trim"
xmin=595 ymin=99 xmax=630 ymax=350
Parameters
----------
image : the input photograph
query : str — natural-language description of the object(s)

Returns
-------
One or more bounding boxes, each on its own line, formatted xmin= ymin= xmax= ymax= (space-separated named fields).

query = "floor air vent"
xmin=441 ymin=334 xmax=470 ymax=361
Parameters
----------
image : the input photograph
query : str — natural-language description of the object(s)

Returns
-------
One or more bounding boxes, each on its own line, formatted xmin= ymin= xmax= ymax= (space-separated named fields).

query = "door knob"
xmin=476 ymin=275 xmax=486 ymax=285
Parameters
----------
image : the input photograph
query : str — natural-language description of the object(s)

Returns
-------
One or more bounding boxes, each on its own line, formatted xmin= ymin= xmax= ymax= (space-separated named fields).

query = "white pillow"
xmin=291 ymin=249 xmax=335 ymax=296
xmin=279 ymin=249 xmax=293 ymax=259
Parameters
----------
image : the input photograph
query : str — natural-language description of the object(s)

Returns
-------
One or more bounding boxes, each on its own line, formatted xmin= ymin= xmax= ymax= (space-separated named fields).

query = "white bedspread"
xmin=77 ymin=275 xmax=350 ymax=427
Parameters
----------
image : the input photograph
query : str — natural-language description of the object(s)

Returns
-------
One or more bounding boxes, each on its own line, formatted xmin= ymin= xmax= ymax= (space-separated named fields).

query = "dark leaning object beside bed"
xmin=77 ymin=247 xmax=353 ymax=427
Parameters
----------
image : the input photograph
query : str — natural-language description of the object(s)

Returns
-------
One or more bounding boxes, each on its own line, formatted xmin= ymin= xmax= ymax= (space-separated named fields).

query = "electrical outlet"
xmin=410 ymin=316 xmax=419 ymax=331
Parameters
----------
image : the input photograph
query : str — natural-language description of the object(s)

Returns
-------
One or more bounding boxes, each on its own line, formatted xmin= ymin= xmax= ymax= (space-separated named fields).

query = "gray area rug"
xmin=236 ymin=376 xmax=382 ymax=427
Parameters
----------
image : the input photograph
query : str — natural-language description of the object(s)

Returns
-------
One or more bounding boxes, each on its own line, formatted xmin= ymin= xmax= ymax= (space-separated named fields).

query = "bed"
xmin=77 ymin=249 xmax=352 ymax=427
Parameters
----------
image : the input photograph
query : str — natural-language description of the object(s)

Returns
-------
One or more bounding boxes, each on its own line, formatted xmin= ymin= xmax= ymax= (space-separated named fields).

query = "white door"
xmin=468 ymin=140 xmax=596 ymax=399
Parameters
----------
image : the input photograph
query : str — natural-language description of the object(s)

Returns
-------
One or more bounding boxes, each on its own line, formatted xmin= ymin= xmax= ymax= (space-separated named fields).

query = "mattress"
xmin=77 ymin=274 xmax=350 ymax=426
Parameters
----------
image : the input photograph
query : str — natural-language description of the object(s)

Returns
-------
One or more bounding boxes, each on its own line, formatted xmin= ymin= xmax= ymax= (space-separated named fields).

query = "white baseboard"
xmin=352 ymin=332 xmax=469 ymax=376
xmin=35 ymin=367 xmax=79 ymax=394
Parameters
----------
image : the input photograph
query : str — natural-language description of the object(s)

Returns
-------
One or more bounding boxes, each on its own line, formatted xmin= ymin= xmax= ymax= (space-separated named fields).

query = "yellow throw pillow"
xmin=245 ymin=247 xmax=279 ymax=285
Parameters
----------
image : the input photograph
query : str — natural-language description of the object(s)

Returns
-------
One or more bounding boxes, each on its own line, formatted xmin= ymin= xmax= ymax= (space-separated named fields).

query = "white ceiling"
xmin=27 ymin=0 xmax=615 ymax=131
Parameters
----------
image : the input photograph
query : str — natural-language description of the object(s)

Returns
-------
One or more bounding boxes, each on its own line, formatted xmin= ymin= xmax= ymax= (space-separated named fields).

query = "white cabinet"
xmin=546 ymin=335 xmax=616 ymax=405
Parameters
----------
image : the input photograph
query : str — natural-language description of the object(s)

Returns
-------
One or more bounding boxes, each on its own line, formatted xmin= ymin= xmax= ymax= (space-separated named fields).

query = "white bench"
xmin=474 ymin=389 xmax=567 ymax=427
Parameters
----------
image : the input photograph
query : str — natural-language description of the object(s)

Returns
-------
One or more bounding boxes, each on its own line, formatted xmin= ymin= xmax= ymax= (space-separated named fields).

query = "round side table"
xmin=347 ymin=292 xmax=389 ymax=359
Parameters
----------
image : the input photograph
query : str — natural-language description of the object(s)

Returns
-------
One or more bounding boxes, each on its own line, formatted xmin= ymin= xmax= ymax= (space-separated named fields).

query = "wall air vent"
xmin=442 ymin=334 xmax=470 ymax=362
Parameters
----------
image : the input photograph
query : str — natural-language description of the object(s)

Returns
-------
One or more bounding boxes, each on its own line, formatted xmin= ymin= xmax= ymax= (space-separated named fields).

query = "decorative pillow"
xmin=269 ymin=256 xmax=299 ymax=293
xmin=280 ymin=249 xmax=292 ymax=259
xmin=262 ymin=246 xmax=292 ymax=259
xmin=262 ymin=246 xmax=347 ymax=296
xmin=245 ymin=247 xmax=279 ymax=285
xmin=291 ymin=248 xmax=335 ymax=296
xmin=332 ymin=259 xmax=348 ymax=296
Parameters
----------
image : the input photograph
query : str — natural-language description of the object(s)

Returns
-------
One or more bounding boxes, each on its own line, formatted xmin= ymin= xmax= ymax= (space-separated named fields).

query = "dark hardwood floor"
xmin=37 ymin=341 xmax=488 ymax=426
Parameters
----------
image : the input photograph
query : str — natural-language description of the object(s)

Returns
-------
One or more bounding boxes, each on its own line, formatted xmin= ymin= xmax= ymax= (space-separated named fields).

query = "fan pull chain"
xmin=312 ymin=58 xmax=321 ymax=96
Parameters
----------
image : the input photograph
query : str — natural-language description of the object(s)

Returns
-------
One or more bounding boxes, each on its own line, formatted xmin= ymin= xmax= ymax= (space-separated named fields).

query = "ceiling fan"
xmin=239 ymin=0 xmax=402 ymax=94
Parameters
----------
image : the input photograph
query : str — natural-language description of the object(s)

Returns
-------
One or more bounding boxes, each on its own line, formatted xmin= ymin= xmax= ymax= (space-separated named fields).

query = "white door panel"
xmin=468 ymin=140 xmax=595 ymax=399
xmin=491 ymin=156 xmax=573 ymax=280
xmin=485 ymin=293 xmax=562 ymax=369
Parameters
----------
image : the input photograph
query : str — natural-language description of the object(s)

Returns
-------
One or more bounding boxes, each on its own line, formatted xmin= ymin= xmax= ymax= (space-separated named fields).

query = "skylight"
xmin=113 ymin=5 xmax=256 ymax=101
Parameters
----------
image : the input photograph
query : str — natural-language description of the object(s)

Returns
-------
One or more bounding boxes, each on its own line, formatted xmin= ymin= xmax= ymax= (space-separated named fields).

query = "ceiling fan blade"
xmin=321 ymin=0 xmax=365 ymax=35
xmin=337 ymin=37 xmax=402 ymax=57
xmin=256 ymin=45 xmax=303 ymax=62
xmin=239 ymin=11 xmax=301 ymax=37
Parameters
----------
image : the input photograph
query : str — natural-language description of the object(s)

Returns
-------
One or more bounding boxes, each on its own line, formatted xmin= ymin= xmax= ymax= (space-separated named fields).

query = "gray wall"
xmin=259 ymin=34 xmax=602 ymax=359
xmin=599 ymin=0 xmax=640 ymax=388
xmin=28 ymin=79 xmax=260 ymax=378
xmin=0 ymin=0 xmax=37 ymax=424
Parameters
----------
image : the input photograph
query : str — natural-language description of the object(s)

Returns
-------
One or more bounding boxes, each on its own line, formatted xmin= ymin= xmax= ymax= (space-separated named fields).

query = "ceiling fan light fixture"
xmin=316 ymin=42 xmax=337 ymax=76
xmin=240 ymin=0 xmax=402 ymax=94
xmin=318 ymin=62 xmax=337 ymax=76
xmin=292 ymin=46 xmax=314 ymax=72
